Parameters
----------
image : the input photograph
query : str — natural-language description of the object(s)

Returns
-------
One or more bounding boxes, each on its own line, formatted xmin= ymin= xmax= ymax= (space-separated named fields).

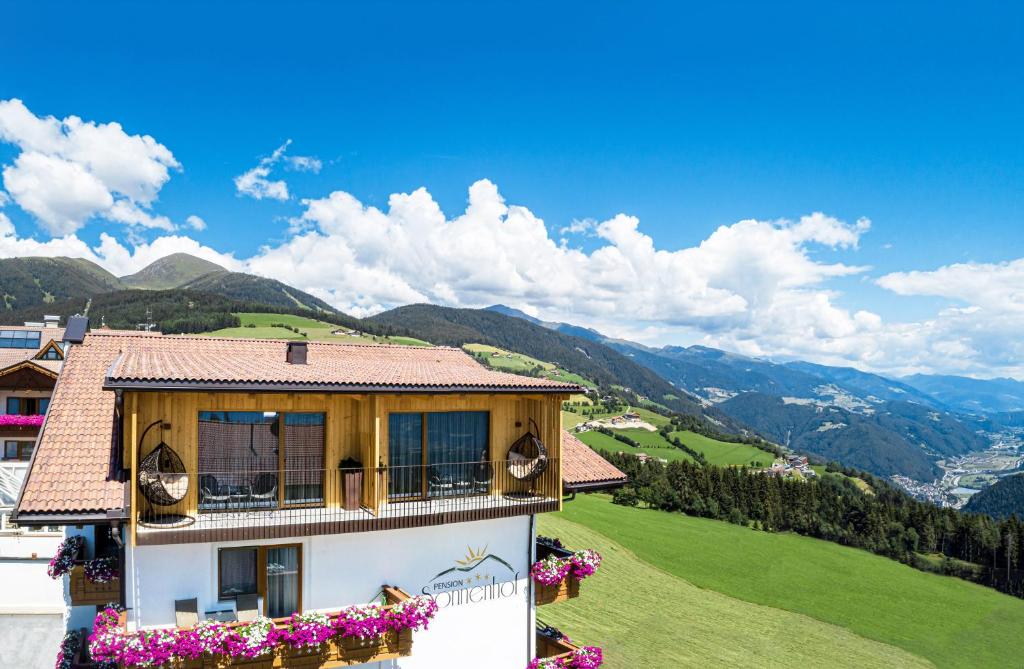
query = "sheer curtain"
xmin=388 ymin=413 xmax=423 ymax=498
xmin=266 ymin=546 xmax=300 ymax=618
xmin=219 ymin=548 xmax=257 ymax=598
xmin=427 ymin=411 xmax=489 ymax=497
xmin=284 ymin=413 xmax=325 ymax=503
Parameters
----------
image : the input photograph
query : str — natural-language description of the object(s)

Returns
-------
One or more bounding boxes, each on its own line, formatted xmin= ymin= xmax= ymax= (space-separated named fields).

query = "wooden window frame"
xmin=217 ymin=543 xmax=303 ymax=617
xmin=6 ymin=397 xmax=41 ymax=416
xmin=197 ymin=411 xmax=327 ymax=512
xmin=386 ymin=410 xmax=492 ymax=502
xmin=2 ymin=440 xmax=32 ymax=461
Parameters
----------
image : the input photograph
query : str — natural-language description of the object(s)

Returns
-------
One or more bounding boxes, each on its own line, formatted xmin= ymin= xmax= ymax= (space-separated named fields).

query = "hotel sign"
xmin=421 ymin=545 xmax=522 ymax=608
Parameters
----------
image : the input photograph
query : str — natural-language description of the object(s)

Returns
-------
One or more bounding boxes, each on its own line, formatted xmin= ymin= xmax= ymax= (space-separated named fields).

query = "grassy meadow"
xmin=670 ymin=429 xmax=776 ymax=467
xmin=463 ymin=343 xmax=595 ymax=387
xmin=576 ymin=428 xmax=695 ymax=463
xmin=207 ymin=312 xmax=431 ymax=345
xmin=540 ymin=494 xmax=1024 ymax=669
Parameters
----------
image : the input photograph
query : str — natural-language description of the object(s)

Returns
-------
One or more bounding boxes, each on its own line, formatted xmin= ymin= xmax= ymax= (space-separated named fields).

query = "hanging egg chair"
xmin=138 ymin=421 xmax=189 ymax=507
xmin=506 ymin=418 xmax=548 ymax=482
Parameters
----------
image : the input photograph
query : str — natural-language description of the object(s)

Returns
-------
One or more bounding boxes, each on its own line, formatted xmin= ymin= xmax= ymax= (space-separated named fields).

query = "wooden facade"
xmin=125 ymin=390 xmax=567 ymax=545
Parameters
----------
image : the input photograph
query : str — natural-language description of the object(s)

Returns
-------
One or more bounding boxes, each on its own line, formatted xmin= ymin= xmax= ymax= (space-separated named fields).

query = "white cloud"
xmin=559 ymin=218 xmax=594 ymax=235
xmin=286 ymin=155 xmax=322 ymax=173
xmin=185 ymin=215 xmax=207 ymax=231
xmin=234 ymin=139 xmax=320 ymax=200
xmin=0 ymin=99 xmax=180 ymax=236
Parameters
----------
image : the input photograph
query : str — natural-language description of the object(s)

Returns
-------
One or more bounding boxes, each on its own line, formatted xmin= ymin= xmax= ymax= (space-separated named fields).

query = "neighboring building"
xmin=561 ymin=432 xmax=629 ymax=494
xmin=0 ymin=319 xmax=84 ymax=616
xmin=15 ymin=329 xmax=625 ymax=668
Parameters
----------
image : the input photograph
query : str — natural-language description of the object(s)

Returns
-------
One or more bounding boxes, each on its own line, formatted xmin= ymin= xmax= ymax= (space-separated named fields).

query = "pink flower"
xmin=0 ymin=414 xmax=45 ymax=426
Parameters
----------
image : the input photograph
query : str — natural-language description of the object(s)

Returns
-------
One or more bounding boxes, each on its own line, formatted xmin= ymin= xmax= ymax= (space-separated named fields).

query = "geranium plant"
xmin=334 ymin=603 xmax=386 ymax=639
xmin=530 ymin=548 xmax=602 ymax=586
xmin=531 ymin=554 xmax=572 ymax=587
xmin=569 ymin=550 xmax=602 ymax=580
xmin=84 ymin=556 xmax=119 ymax=583
xmin=48 ymin=535 xmax=83 ymax=579
xmin=0 ymin=414 xmax=45 ymax=427
xmin=386 ymin=595 xmax=439 ymax=633
xmin=86 ymin=594 xmax=439 ymax=667
xmin=526 ymin=646 xmax=604 ymax=669
xmin=55 ymin=630 xmax=81 ymax=669
xmin=225 ymin=616 xmax=278 ymax=659
xmin=280 ymin=611 xmax=334 ymax=650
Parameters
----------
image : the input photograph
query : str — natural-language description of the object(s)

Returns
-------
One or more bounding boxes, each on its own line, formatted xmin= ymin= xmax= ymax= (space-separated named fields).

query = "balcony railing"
xmin=137 ymin=459 xmax=560 ymax=545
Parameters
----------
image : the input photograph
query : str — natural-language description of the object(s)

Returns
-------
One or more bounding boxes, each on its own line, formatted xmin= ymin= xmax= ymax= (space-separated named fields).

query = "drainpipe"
xmin=527 ymin=513 xmax=536 ymax=665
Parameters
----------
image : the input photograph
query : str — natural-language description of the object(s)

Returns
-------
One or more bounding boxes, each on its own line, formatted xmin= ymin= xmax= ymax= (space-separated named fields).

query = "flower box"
xmin=535 ymin=576 xmax=580 ymax=606
xmin=279 ymin=645 xmax=329 ymax=668
xmin=70 ymin=565 xmax=121 ymax=606
xmin=330 ymin=629 xmax=413 ymax=665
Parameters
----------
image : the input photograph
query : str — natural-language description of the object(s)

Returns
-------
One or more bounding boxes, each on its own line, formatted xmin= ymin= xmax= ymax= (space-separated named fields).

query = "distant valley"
xmin=2 ymin=253 xmax=1023 ymax=503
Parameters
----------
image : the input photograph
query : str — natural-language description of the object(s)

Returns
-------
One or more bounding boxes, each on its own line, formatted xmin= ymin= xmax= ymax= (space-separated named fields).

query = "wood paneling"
xmin=128 ymin=390 xmax=568 ymax=541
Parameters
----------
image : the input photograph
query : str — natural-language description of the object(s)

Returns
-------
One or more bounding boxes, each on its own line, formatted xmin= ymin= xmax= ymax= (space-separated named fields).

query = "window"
xmin=218 ymin=544 xmax=301 ymax=618
xmin=197 ymin=412 xmax=324 ymax=510
xmin=6 ymin=397 xmax=46 ymax=416
xmin=0 ymin=330 xmax=41 ymax=349
xmin=388 ymin=411 xmax=490 ymax=500
xmin=3 ymin=441 xmax=33 ymax=461
xmin=37 ymin=342 xmax=63 ymax=360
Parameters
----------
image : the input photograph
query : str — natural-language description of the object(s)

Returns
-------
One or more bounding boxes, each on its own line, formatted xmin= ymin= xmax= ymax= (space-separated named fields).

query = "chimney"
xmin=43 ymin=314 xmax=60 ymax=328
xmin=286 ymin=341 xmax=308 ymax=365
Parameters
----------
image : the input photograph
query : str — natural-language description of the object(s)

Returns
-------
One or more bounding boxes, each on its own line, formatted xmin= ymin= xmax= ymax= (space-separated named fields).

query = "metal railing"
xmin=136 ymin=458 xmax=560 ymax=545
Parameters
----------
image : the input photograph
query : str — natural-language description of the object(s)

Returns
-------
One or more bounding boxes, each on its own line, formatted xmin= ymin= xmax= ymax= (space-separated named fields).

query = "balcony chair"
xmin=175 ymin=598 xmax=200 ymax=628
xmin=199 ymin=474 xmax=230 ymax=508
xmin=248 ymin=473 xmax=278 ymax=506
xmin=236 ymin=594 xmax=260 ymax=622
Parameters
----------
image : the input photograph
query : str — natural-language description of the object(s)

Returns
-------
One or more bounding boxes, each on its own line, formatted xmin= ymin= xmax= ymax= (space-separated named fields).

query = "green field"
xmin=539 ymin=494 xmax=1024 ymax=668
xmin=463 ymin=343 xmax=596 ymax=387
xmin=207 ymin=313 xmax=431 ymax=346
xmin=576 ymin=428 xmax=695 ymax=463
xmin=670 ymin=430 xmax=775 ymax=467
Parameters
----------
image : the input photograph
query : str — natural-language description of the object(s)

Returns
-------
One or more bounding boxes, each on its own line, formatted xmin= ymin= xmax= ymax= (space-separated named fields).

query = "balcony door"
xmin=387 ymin=411 xmax=489 ymax=500
xmin=219 ymin=544 xmax=301 ymax=618
xmin=198 ymin=411 xmax=324 ymax=510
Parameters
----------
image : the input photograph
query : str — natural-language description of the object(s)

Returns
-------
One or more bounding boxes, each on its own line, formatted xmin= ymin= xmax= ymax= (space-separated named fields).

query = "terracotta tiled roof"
xmin=561 ymin=430 xmax=628 ymax=490
xmin=16 ymin=330 xmax=582 ymax=517
xmin=105 ymin=335 xmax=582 ymax=392
xmin=15 ymin=331 xmax=126 ymax=518
xmin=0 ymin=327 xmax=64 ymax=368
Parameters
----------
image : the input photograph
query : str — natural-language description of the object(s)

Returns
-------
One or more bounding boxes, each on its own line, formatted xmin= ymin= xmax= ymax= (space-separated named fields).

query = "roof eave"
xmin=103 ymin=378 xmax=582 ymax=394
xmin=9 ymin=508 xmax=128 ymax=527
xmin=563 ymin=477 xmax=630 ymax=493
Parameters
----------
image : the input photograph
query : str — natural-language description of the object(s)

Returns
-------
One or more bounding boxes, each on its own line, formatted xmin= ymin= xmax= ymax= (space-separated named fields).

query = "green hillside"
xmin=538 ymin=510 xmax=930 ymax=668
xmin=464 ymin=343 xmax=595 ymax=387
xmin=577 ymin=429 xmax=695 ymax=463
xmin=670 ymin=429 xmax=775 ymax=467
xmin=366 ymin=304 xmax=736 ymax=427
xmin=121 ymin=252 xmax=226 ymax=289
xmin=539 ymin=495 xmax=1024 ymax=669
xmin=208 ymin=312 xmax=431 ymax=346
xmin=0 ymin=256 xmax=122 ymax=310
xmin=182 ymin=271 xmax=341 ymax=314
xmin=964 ymin=473 xmax=1024 ymax=519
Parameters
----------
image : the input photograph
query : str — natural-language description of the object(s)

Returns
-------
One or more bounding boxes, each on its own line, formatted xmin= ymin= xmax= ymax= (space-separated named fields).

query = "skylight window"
xmin=0 ymin=330 xmax=41 ymax=349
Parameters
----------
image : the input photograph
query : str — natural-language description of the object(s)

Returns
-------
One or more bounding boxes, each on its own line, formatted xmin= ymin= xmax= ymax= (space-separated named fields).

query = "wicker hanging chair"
xmin=138 ymin=422 xmax=189 ymax=507
xmin=506 ymin=418 xmax=548 ymax=482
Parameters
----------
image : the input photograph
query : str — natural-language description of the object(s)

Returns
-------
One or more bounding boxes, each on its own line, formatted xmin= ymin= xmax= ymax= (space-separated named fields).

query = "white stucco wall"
xmin=126 ymin=516 xmax=535 ymax=669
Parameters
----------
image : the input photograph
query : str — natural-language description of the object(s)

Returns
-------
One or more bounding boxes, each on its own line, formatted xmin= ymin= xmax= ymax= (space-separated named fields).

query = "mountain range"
xmin=0 ymin=253 xmax=1019 ymax=485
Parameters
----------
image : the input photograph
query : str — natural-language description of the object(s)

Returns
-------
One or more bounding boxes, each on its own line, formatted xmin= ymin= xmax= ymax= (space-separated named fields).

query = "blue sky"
xmin=1 ymin=1 xmax=1022 ymax=376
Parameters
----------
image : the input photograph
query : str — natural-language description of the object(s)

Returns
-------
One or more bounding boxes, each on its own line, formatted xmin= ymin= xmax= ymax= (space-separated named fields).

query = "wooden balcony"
xmin=69 ymin=564 xmax=121 ymax=607
xmin=135 ymin=460 xmax=561 ymax=546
